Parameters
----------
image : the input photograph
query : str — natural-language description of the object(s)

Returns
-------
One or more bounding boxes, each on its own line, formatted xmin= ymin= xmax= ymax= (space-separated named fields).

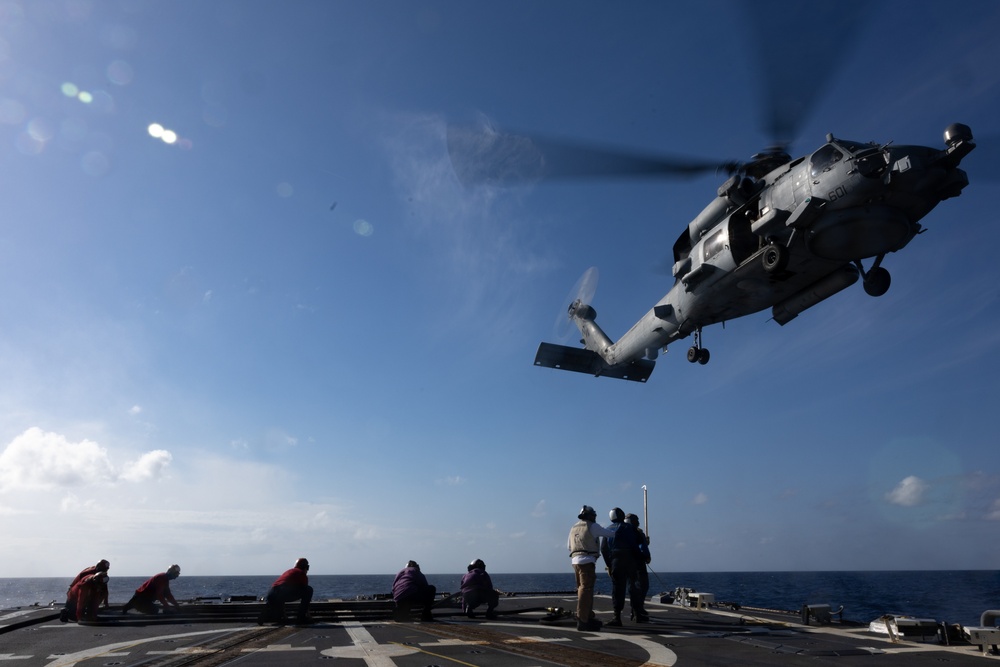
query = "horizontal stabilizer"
xmin=534 ymin=342 xmax=655 ymax=382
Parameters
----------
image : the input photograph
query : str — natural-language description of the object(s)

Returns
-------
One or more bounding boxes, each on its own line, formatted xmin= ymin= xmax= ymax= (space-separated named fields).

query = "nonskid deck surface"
xmin=2 ymin=594 xmax=997 ymax=666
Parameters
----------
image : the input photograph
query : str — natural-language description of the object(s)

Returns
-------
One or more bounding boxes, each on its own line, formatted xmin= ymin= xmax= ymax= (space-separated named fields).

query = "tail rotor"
xmin=554 ymin=266 xmax=599 ymax=343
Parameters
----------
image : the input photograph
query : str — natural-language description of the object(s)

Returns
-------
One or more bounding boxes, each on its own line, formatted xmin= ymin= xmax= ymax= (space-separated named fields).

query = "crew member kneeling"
xmin=259 ymin=557 xmax=313 ymax=625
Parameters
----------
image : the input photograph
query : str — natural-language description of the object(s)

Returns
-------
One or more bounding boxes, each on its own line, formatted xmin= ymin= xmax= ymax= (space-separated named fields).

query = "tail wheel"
xmin=762 ymin=242 xmax=789 ymax=274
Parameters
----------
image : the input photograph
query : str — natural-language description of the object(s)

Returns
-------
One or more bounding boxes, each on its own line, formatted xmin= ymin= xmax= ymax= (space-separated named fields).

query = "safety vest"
xmin=568 ymin=519 xmax=600 ymax=557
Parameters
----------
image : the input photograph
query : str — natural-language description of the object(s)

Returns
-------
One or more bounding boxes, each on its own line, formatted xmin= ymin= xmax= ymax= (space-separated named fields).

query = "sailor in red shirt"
xmin=259 ymin=557 xmax=313 ymax=625
xmin=61 ymin=559 xmax=110 ymax=622
xmin=68 ymin=573 xmax=109 ymax=623
xmin=121 ymin=564 xmax=181 ymax=614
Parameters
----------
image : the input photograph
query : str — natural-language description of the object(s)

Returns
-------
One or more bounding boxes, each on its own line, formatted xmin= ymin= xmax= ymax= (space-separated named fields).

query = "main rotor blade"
xmin=745 ymin=0 xmax=871 ymax=149
xmin=447 ymin=125 xmax=733 ymax=187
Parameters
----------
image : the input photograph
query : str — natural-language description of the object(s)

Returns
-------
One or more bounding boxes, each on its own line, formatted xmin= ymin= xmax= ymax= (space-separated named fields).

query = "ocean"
xmin=2 ymin=570 xmax=997 ymax=627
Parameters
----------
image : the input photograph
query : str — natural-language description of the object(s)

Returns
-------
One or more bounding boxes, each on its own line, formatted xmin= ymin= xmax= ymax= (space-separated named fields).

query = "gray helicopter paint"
xmin=535 ymin=125 xmax=974 ymax=380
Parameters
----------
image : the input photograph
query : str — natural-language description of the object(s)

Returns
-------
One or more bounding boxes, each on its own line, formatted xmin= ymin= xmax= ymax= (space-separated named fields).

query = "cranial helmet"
xmin=295 ymin=557 xmax=310 ymax=571
xmin=625 ymin=513 xmax=639 ymax=527
xmin=578 ymin=505 xmax=597 ymax=521
xmin=166 ymin=564 xmax=181 ymax=578
xmin=609 ymin=507 xmax=625 ymax=523
xmin=468 ymin=558 xmax=485 ymax=572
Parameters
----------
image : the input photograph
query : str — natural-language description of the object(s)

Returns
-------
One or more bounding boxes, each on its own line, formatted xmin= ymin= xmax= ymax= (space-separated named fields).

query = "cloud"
xmin=436 ymin=475 xmax=465 ymax=486
xmin=692 ymin=492 xmax=708 ymax=505
xmin=885 ymin=475 xmax=929 ymax=507
xmin=986 ymin=499 xmax=1000 ymax=521
xmin=120 ymin=450 xmax=172 ymax=482
xmin=0 ymin=427 xmax=171 ymax=492
xmin=264 ymin=429 xmax=298 ymax=449
xmin=60 ymin=493 xmax=98 ymax=513
xmin=531 ymin=499 xmax=546 ymax=518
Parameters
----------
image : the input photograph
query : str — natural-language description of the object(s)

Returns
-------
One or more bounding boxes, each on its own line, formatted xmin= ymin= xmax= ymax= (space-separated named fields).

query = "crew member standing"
xmin=625 ymin=513 xmax=651 ymax=622
xmin=567 ymin=505 xmax=614 ymax=631
xmin=121 ymin=564 xmax=181 ymax=614
xmin=259 ymin=557 xmax=314 ymax=625
xmin=600 ymin=508 xmax=641 ymax=627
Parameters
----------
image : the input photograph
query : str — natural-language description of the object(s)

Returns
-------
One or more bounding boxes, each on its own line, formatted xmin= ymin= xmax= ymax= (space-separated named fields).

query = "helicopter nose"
xmin=944 ymin=123 xmax=973 ymax=147
xmin=941 ymin=123 xmax=976 ymax=169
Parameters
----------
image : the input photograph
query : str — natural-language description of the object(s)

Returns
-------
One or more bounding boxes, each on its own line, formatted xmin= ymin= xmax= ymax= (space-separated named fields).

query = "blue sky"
xmin=1 ymin=0 xmax=998 ymax=577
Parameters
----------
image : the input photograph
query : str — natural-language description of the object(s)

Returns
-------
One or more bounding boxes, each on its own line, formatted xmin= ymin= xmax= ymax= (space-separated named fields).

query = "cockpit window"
xmin=810 ymin=144 xmax=844 ymax=178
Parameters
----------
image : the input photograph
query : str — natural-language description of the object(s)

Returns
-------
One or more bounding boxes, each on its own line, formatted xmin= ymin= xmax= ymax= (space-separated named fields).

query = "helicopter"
xmin=448 ymin=123 xmax=976 ymax=382
xmin=444 ymin=4 xmax=979 ymax=383
xmin=448 ymin=124 xmax=976 ymax=383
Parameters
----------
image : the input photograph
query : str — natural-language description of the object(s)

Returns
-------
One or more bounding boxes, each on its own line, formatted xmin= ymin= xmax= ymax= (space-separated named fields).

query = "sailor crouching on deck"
xmin=568 ymin=504 xmax=615 ymax=631
xmin=460 ymin=558 xmax=499 ymax=619
xmin=258 ymin=557 xmax=314 ymax=625
xmin=393 ymin=560 xmax=436 ymax=621
xmin=121 ymin=564 xmax=181 ymax=614
xmin=64 ymin=572 xmax=110 ymax=623
xmin=61 ymin=559 xmax=110 ymax=622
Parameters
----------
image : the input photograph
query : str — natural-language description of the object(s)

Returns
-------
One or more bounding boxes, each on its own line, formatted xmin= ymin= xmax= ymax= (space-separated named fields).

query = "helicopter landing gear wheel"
xmin=762 ymin=242 xmax=788 ymax=274
xmin=687 ymin=330 xmax=710 ymax=365
xmin=863 ymin=266 xmax=891 ymax=297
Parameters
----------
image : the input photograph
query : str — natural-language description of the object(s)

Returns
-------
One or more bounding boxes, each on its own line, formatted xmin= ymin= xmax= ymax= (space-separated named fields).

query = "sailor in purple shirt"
xmin=460 ymin=558 xmax=499 ymax=619
xmin=392 ymin=560 xmax=436 ymax=621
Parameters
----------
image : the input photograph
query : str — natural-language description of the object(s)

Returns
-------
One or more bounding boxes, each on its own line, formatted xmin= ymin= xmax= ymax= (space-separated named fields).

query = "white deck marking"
xmin=0 ymin=654 xmax=32 ymax=661
xmin=0 ymin=609 xmax=47 ymax=628
xmin=42 ymin=626 xmax=254 ymax=667
xmin=319 ymin=621 xmax=417 ymax=664
xmin=583 ymin=634 xmax=677 ymax=666
xmin=146 ymin=648 xmax=217 ymax=655
xmin=418 ymin=638 xmax=488 ymax=646
xmin=241 ymin=644 xmax=315 ymax=652
xmin=460 ymin=621 xmax=678 ymax=666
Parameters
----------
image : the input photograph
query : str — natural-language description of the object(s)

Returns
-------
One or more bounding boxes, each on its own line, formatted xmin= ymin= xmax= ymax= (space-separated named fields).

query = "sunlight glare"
xmin=353 ymin=219 xmax=374 ymax=237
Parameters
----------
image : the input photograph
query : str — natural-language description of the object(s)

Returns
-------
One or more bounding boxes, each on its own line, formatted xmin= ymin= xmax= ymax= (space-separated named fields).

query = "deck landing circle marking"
xmin=492 ymin=621 xmax=679 ymax=667
xmin=43 ymin=627 xmax=254 ymax=667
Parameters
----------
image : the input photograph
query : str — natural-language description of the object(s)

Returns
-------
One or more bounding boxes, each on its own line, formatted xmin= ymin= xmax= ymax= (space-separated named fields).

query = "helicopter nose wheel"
xmin=855 ymin=257 xmax=891 ymax=297
xmin=687 ymin=329 xmax=710 ymax=365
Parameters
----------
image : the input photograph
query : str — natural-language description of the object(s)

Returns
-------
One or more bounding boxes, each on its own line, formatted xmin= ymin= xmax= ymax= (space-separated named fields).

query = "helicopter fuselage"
xmin=535 ymin=124 xmax=974 ymax=381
